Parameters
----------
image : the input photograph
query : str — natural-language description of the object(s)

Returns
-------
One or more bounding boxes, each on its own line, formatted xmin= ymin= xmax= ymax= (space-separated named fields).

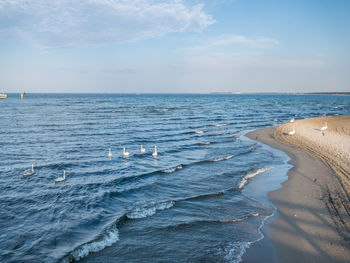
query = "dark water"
xmin=1 ymin=94 xmax=349 ymax=263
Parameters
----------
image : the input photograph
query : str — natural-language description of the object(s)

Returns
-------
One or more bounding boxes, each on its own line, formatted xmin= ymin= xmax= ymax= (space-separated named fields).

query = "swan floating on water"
xmin=23 ymin=164 xmax=34 ymax=177
xmin=288 ymin=126 xmax=296 ymax=135
xmin=152 ymin=145 xmax=158 ymax=158
xmin=55 ymin=170 xmax=66 ymax=183
xmin=140 ymin=145 xmax=146 ymax=154
xmin=123 ymin=146 xmax=130 ymax=157
xmin=108 ymin=148 xmax=112 ymax=158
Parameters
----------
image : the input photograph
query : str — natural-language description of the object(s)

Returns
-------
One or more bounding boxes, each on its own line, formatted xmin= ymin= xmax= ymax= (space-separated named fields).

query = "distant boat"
xmin=0 ymin=92 xmax=7 ymax=99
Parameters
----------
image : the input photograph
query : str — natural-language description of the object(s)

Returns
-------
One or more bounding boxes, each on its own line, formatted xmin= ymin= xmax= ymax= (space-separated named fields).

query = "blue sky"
xmin=1 ymin=0 xmax=349 ymax=93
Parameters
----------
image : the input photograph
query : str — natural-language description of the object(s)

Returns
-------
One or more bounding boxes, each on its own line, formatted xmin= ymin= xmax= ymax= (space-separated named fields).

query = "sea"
xmin=1 ymin=93 xmax=350 ymax=263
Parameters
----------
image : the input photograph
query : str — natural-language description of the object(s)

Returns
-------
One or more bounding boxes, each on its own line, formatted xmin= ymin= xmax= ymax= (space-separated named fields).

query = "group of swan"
xmin=23 ymin=164 xmax=66 ymax=183
xmin=287 ymin=119 xmax=328 ymax=136
xmin=23 ymin=145 xmax=158 ymax=183
xmin=109 ymin=145 xmax=158 ymax=159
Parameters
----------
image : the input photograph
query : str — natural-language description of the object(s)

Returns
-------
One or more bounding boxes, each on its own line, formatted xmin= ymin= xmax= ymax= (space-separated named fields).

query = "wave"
xmin=61 ymin=227 xmax=120 ymax=263
xmin=161 ymin=165 xmax=183 ymax=174
xmin=224 ymin=241 xmax=251 ymax=263
xmin=185 ymin=191 xmax=225 ymax=202
xmin=61 ymin=200 xmax=175 ymax=262
xmin=220 ymin=212 xmax=260 ymax=224
xmin=197 ymin=141 xmax=211 ymax=145
xmin=238 ymin=167 xmax=272 ymax=190
xmin=160 ymin=212 xmax=261 ymax=231
xmin=127 ymin=200 xmax=175 ymax=219
xmin=194 ymin=130 xmax=205 ymax=134
xmin=103 ymin=153 xmax=241 ymax=187
xmin=211 ymin=123 xmax=228 ymax=127
xmin=212 ymin=154 xmax=235 ymax=162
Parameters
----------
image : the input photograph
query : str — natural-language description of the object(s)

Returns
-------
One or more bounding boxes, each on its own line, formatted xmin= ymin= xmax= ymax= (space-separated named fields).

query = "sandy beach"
xmin=244 ymin=116 xmax=350 ymax=263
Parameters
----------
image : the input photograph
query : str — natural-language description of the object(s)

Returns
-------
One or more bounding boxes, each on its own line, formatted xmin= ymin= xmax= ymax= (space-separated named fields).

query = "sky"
xmin=0 ymin=0 xmax=349 ymax=93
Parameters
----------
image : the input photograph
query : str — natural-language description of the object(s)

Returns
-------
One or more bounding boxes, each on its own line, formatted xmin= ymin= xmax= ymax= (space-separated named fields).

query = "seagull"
xmin=108 ymin=148 xmax=112 ymax=158
xmin=288 ymin=126 xmax=296 ymax=135
xmin=290 ymin=118 xmax=295 ymax=123
xmin=23 ymin=164 xmax=34 ymax=177
xmin=55 ymin=170 xmax=66 ymax=183
xmin=123 ymin=146 xmax=130 ymax=157
xmin=152 ymin=145 xmax=158 ymax=158
xmin=140 ymin=145 xmax=146 ymax=154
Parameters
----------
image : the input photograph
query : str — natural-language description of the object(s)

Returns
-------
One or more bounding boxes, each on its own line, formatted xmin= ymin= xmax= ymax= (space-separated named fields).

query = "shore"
xmin=243 ymin=116 xmax=350 ymax=262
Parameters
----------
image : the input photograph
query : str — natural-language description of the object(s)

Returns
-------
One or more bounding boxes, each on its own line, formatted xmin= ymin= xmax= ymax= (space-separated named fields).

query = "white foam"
xmin=224 ymin=241 xmax=251 ymax=263
xmin=67 ymin=228 xmax=119 ymax=262
xmin=127 ymin=200 xmax=174 ymax=219
xmin=162 ymin=164 xmax=183 ymax=173
xmin=212 ymin=154 xmax=235 ymax=162
xmin=238 ymin=167 xmax=271 ymax=189
xmin=195 ymin=130 xmax=204 ymax=134
xmin=199 ymin=141 xmax=211 ymax=145
xmin=213 ymin=123 xmax=227 ymax=127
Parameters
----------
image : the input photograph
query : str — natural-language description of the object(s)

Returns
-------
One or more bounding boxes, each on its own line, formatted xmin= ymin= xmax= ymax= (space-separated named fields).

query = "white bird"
xmin=152 ymin=145 xmax=158 ymax=158
xmin=320 ymin=122 xmax=328 ymax=131
xmin=23 ymin=163 xmax=34 ymax=177
xmin=288 ymin=126 xmax=296 ymax=135
xmin=123 ymin=146 xmax=130 ymax=157
xmin=290 ymin=118 xmax=295 ymax=123
xmin=55 ymin=170 xmax=66 ymax=183
xmin=140 ymin=145 xmax=146 ymax=154
xmin=108 ymin=148 xmax=112 ymax=158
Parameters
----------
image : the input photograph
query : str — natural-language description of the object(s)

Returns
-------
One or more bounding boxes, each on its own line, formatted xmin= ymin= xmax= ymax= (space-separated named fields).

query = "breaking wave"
xmin=212 ymin=154 xmax=235 ymax=162
xmin=61 ymin=200 xmax=175 ymax=262
xmin=161 ymin=165 xmax=183 ymax=174
xmin=61 ymin=228 xmax=120 ymax=263
xmin=127 ymin=200 xmax=175 ymax=219
xmin=238 ymin=167 xmax=272 ymax=189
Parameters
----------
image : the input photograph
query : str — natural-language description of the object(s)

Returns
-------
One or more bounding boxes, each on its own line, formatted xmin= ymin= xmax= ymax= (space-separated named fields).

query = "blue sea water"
xmin=1 ymin=93 xmax=349 ymax=263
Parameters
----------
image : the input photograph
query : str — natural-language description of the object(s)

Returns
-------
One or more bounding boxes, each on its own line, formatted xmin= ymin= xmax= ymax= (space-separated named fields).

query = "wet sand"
xmin=243 ymin=116 xmax=350 ymax=263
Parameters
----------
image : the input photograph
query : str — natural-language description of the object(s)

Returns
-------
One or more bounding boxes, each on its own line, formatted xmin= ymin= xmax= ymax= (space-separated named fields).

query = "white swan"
xmin=23 ymin=164 xmax=34 ymax=177
xmin=290 ymin=118 xmax=295 ymax=123
xmin=152 ymin=145 xmax=158 ymax=158
xmin=108 ymin=148 xmax=112 ymax=158
xmin=320 ymin=122 xmax=328 ymax=131
xmin=140 ymin=145 xmax=146 ymax=154
xmin=288 ymin=126 xmax=296 ymax=135
xmin=55 ymin=170 xmax=66 ymax=183
xmin=123 ymin=146 xmax=130 ymax=157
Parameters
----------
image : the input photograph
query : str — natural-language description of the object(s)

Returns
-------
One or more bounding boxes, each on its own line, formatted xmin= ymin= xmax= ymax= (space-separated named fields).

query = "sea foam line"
xmin=212 ymin=154 xmax=235 ymax=162
xmin=127 ymin=200 xmax=175 ymax=219
xmin=238 ymin=167 xmax=272 ymax=189
xmin=161 ymin=164 xmax=183 ymax=174
xmin=61 ymin=228 xmax=120 ymax=263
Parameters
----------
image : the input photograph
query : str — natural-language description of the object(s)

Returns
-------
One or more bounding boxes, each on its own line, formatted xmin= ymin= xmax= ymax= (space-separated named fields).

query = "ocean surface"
xmin=1 ymin=94 xmax=350 ymax=263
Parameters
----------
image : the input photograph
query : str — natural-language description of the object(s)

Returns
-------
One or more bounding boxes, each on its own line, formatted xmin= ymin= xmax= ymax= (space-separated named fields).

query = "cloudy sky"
xmin=1 ymin=0 xmax=349 ymax=93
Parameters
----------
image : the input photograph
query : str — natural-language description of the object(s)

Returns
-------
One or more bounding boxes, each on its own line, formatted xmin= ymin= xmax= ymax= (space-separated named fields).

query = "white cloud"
xmin=208 ymin=35 xmax=279 ymax=48
xmin=0 ymin=0 xmax=214 ymax=48
xmin=185 ymin=34 xmax=280 ymax=53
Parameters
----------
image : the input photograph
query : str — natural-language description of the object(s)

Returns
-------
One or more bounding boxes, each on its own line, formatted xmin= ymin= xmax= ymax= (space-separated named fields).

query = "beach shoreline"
xmin=243 ymin=116 xmax=350 ymax=263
